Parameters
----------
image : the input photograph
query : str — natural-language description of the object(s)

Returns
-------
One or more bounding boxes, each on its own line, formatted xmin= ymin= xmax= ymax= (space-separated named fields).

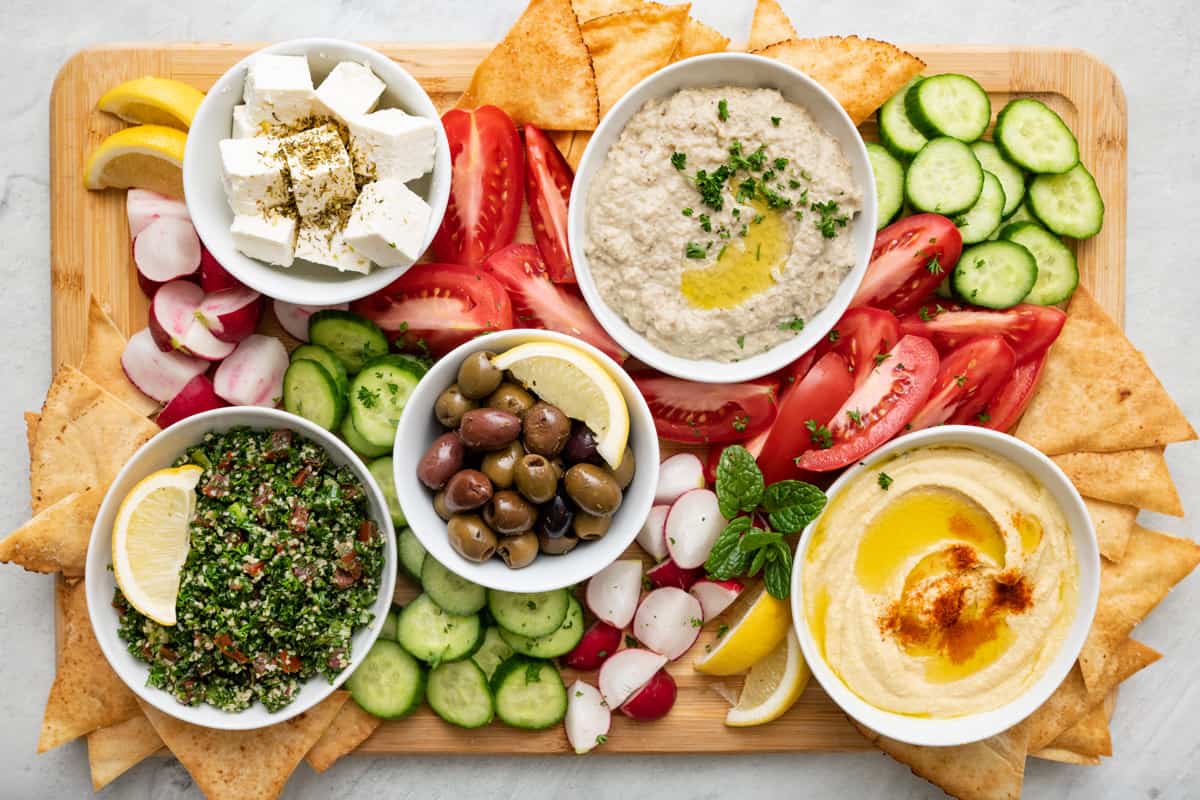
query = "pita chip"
xmin=81 ymin=297 xmax=158 ymax=417
xmin=0 ymin=486 xmax=102 ymax=576
xmin=1015 ymin=287 xmax=1196 ymax=454
xmin=1054 ymin=447 xmax=1183 ymax=517
xmin=1038 ymin=700 xmax=1112 ymax=760
xmin=748 ymin=0 xmax=797 ymax=51
xmin=572 ymin=0 xmax=637 ymax=21
xmin=24 ymin=411 xmax=38 ymax=461
xmin=582 ymin=3 xmax=690 ymax=116
xmin=140 ymin=691 xmax=349 ymax=800
xmin=1082 ymin=497 xmax=1138 ymax=562
xmin=673 ymin=17 xmax=729 ymax=61
xmin=86 ymin=712 xmax=164 ymax=791
xmin=39 ymin=580 xmax=140 ymax=752
xmin=757 ymin=37 xmax=924 ymax=125
xmin=549 ymin=130 xmax=576 ymax=163
xmin=1033 ymin=748 xmax=1100 ymax=766
xmin=566 ymin=130 xmax=592 ymax=171
xmin=304 ymin=699 xmax=381 ymax=773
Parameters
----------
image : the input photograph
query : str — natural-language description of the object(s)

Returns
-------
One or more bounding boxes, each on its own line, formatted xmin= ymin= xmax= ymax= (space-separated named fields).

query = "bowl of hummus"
xmin=569 ymin=53 xmax=875 ymax=383
xmin=793 ymin=426 xmax=1099 ymax=746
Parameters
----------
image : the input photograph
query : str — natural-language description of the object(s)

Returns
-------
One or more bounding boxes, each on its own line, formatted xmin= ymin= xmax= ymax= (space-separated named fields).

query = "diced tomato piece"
xmin=909 ymin=336 xmax=1016 ymax=430
xmin=850 ymin=214 xmax=963 ymax=314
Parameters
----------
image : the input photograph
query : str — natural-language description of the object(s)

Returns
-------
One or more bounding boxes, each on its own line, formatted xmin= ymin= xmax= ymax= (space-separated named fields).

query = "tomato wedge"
xmin=818 ymin=307 xmax=901 ymax=388
xmin=909 ymin=336 xmax=1016 ymax=430
xmin=977 ymin=353 xmax=1047 ymax=432
xmin=796 ymin=335 xmax=940 ymax=472
xmin=633 ymin=372 xmax=778 ymax=445
xmin=756 ymin=351 xmax=855 ymax=484
xmin=849 ymin=214 xmax=963 ymax=315
xmin=432 ymin=106 xmax=524 ymax=267
xmin=350 ymin=263 xmax=514 ymax=357
xmin=482 ymin=243 xmax=626 ymax=362
xmin=524 ymin=124 xmax=575 ymax=283
xmin=898 ymin=302 xmax=1066 ymax=363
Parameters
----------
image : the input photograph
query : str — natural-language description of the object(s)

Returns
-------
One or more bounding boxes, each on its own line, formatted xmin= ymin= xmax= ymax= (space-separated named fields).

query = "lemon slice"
xmin=724 ymin=630 xmax=810 ymax=726
xmin=112 ymin=465 xmax=202 ymax=625
xmin=84 ymin=124 xmax=187 ymax=199
xmin=693 ymin=584 xmax=791 ymax=676
xmin=490 ymin=341 xmax=629 ymax=468
xmin=98 ymin=77 xmax=205 ymax=130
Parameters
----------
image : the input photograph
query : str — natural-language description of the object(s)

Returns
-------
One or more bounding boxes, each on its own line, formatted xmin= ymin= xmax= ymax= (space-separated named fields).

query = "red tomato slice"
xmin=633 ymin=372 xmax=779 ymax=445
xmin=432 ymin=106 xmax=524 ymax=267
xmin=524 ymin=124 xmax=575 ymax=283
xmin=977 ymin=353 xmax=1047 ymax=432
xmin=898 ymin=303 xmax=1066 ymax=363
xmin=705 ymin=431 xmax=768 ymax=485
xmin=796 ymin=335 xmax=940 ymax=472
xmin=350 ymin=263 xmax=514 ymax=357
xmin=909 ymin=336 xmax=1016 ymax=430
xmin=818 ymin=307 xmax=901 ymax=388
xmin=481 ymin=243 xmax=626 ymax=362
xmin=849 ymin=214 xmax=963 ymax=315
xmin=757 ymin=351 xmax=855 ymax=484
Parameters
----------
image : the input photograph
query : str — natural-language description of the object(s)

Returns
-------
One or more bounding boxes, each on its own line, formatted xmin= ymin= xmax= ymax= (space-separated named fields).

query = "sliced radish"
xmin=134 ymin=216 xmax=201 ymax=296
xmin=565 ymin=681 xmax=611 ymax=754
xmin=213 ymin=334 xmax=288 ymax=407
xmin=157 ymin=374 xmax=229 ymax=428
xmin=149 ymin=281 xmax=236 ymax=361
xmin=127 ymin=188 xmax=189 ymax=239
xmin=120 ymin=328 xmax=209 ymax=403
xmin=197 ymin=286 xmax=264 ymax=343
xmin=598 ymin=648 xmax=667 ymax=710
xmin=563 ymin=621 xmax=623 ymax=671
xmin=636 ymin=505 xmax=670 ymax=562
xmin=690 ymin=578 xmax=744 ymax=621
xmin=199 ymin=246 xmax=243 ymax=293
xmin=654 ymin=453 xmax=705 ymax=505
xmin=586 ymin=559 xmax=643 ymax=629
xmin=620 ymin=669 xmax=677 ymax=721
xmin=665 ymin=489 xmax=726 ymax=569
xmin=645 ymin=559 xmax=704 ymax=590
xmin=633 ymin=587 xmax=703 ymax=661
xmin=272 ymin=299 xmax=349 ymax=342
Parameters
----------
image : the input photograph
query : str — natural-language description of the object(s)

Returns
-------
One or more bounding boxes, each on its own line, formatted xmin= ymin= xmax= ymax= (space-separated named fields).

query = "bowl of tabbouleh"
xmin=85 ymin=406 xmax=396 ymax=730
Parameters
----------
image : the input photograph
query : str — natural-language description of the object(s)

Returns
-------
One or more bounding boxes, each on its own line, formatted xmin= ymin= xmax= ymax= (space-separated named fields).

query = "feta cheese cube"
xmin=315 ymin=61 xmax=386 ymax=124
xmin=347 ymin=109 xmax=436 ymax=183
xmin=296 ymin=215 xmax=371 ymax=274
xmin=243 ymin=53 xmax=317 ymax=129
xmin=280 ymin=124 xmax=358 ymax=219
xmin=218 ymin=137 xmax=289 ymax=216
xmin=231 ymin=213 xmax=297 ymax=267
xmin=344 ymin=179 xmax=431 ymax=266
xmin=231 ymin=104 xmax=259 ymax=139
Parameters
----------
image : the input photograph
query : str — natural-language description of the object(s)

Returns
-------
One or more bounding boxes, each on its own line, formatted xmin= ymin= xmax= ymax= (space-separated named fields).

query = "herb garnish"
xmin=685 ymin=242 xmax=706 ymax=259
xmin=717 ymin=98 xmax=729 ymax=121
xmin=805 ymin=419 xmax=834 ymax=450
xmin=878 ymin=472 xmax=894 ymax=490
xmin=778 ymin=317 xmax=805 ymax=332
xmin=671 ymin=152 xmax=687 ymax=170
xmin=770 ymin=116 xmax=781 ymax=126
xmin=812 ymin=199 xmax=849 ymax=238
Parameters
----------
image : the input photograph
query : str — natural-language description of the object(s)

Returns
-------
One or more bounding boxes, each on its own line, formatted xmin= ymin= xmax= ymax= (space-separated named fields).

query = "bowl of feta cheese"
xmin=184 ymin=38 xmax=451 ymax=305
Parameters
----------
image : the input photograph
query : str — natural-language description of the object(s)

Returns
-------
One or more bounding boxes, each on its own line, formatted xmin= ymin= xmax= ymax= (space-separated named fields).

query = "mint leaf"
xmin=737 ymin=529 xmax=783 ymax=553
xmin=715 ymin=445 xmax=764 ymax=519
xmin=705 ymin=516 xmax=752 ymax=580
xmin=748 ymin=546 xmax=769 ymax=577
xmin=762 ymin=480 xmax=827 ymax=533
xmin=763 ymin=547 xmax=793 ymax=599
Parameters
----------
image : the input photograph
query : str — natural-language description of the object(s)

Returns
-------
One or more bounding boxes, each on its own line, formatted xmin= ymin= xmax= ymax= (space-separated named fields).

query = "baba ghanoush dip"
xmin=585 ymin=87 xmax=862 ymax=362
xmin=803 ymin=445 xmax=1078 ymax=718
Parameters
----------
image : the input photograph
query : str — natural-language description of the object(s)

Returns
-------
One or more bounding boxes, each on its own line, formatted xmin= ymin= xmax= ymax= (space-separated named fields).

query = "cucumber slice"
xmin=422 ymin=557 xmax=487 ymax=615
xmin=487 ymin=588 xmax=571 ymax=639
xmin=866 ymin=143 xmax=905 ymax=230
xmin=339 ymin=414 xmax=391 ymax=459
xmin=951 ymin=241 xmax=1038 ymax=310
xmin=471 ymin=627 xmax=515 ymax=681
xmin=308 ymin=310 xmax=389 ymax=374
xmin=970 ymin=141 xmax=1026 ymax=218
xmin=994 ymin=99 xmax=1079 ymax=174
xmin=397 ymin=593 xmax=483 ymax=665
xmin=427 ymin=659 xmax=494 ymax=728
xmin=904 ymin=74 xmax=991 ymax=142
xmin=499 ymin=595 xmax=585 ymax=659
xmin=346 ymin=639 xmax=425 ymax=719
xmin=397 ymin=527 xmax=428 ymax=581
xmin=379 ymin=608 xmax=400 ymax=641
xmin=1026 ymin=163 xmax=1104 ymax=239
xmin=990 ymin=201 xmax=1039 ymax=239
xmin=282 ymin=359 xmax=346 ymax=431
xmin=1000 ymin=222 xmax=1079 ymax=305
xmin=290 ymin=343 xmax=349 ymax=396
xmin=349 ymin=355 xmax=424 ymax=449
xmin=490 ymin=657 xmax=567 ymax=730
xmin=877 ymin=77 xmax=927 ymax=160
xmin=905 ymin=137 xmax=984 ymax=216
xmin=368 ymin=457 xmax=405 ymax=527
xmin=955 ymin=171 xmax=1007 ymax=244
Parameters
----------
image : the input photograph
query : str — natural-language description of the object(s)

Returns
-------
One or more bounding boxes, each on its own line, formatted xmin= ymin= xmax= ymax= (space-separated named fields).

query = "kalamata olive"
xmin=562 ymin=421 xmax=602 ymax=464
xmin=609 ymin=446 xmax=636 ymax=490
xmin=486 ymin=382 xmax=535 ymax=419
xmin=522 ymin=401 xmax=571 ymax=456
xmin=434 ymin=384 xmax=477 ymax=428
xmin=514 ymin=454 xmax=558 ymax=504
xmin=574 ymin=512 xmax=611 ymax=541
xmin=457 ymin=351 xmax=503 ymax=400
xmin=564 ymin=463 xmax=622 ymax=516
xmin=538 ymin=529 xmax=579 ymax=555
xmin=417 ymin=432 xmax=465 ymax=489
xmin=447 ymin=515 xmax=497 ymax=562
xmin=497 ymin=532 xmax=539 ymax=569
xmin=538 ymin=490 xmax=575 ymax=540
xmin=443 ymin=469 xmax=493 ymax=514
xmin=480 ymin=440 xmax=524 ymax=489
xmin=458 ymin=408 xmax=521 ymax=450
xmin=433 ymin=490 xmax=452 ymax=520
xmin=483 ymin=489 xmax=538 ymax=535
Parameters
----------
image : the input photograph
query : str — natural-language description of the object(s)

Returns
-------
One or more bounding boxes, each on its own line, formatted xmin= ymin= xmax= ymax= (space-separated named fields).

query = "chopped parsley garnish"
xmin=954 ymin=373 xmax=968 ymax=387
xmin=685 ymin=242 xmax=706 ymax=259
xmin=717 ymin=98 xmax=729 ymax=121
xmin=699 ymin=214 xmax=712 ymax=232
xmin=778 ymin=317 xmax=805 ymax=332
xmin=976 ymin=409 xmax=991 ymax=423
xmin=812 ymin=199 xmax=849 ymax=238
xmin=681 ymin=207 xmax=694 ymax=216
xmin=716 ymin=623 xmax=730 ymax=639
xmin=878 ymin=472 xmax=894 ymax=490
xmin=755 ymin=243 xmax=762 ymax=260
xmin=805 ymin=419 xmax=833 ymax=449
xmin=357 ymin=386 xmax=379 ymax=408
xmin=694 ymin=165 xmax=733 ymax=211
xmin=927 ymin=255 xmax=943 ymax=275
xmin=828 ymin=328 xmax=840 ymax=343
xmin=732 ymin=415 xmax=749 ymax=432
xmin=846 ymin=409 xmax=863 ymax=426
xmin=670 ymin=151 xmax=687 ymax=170
xmin=752 ymin=213 xmax=765 ymax=225
xmin=773 ymin=157 xmax=789 ymax=171
xmin=736 ymin=334 xmax=746 ymax=349
xmin=770 ymin=115 xmax=781 ymax=126
xmin=874 ymin=352 xmax=891 ymax=367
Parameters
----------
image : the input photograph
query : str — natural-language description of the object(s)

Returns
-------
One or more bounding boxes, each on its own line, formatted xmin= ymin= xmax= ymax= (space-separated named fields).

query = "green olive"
xmin=573 ymin=512 xmax=611 ymax=541
xmin=433 ymin=490 xmax=451 ymax=521
xmin=457 ymin=351 xmax=503 ymax=400
xmin=522 ymin=401 xmax=571 ymax=456
xmin=563 ymin=463 xmax=622 ymax=517
xmin=434 ymin=384 xmax=477 ymax=429
xmin=514 ymin=453 xmax=558 ymax=504
xmin=609 ymin=447 xmax=636 ymax=490
xmin=486 ymin=382 xmax=535 ymax=419
xmin=483 ymin=490 xmax=538 ymax=535
xmin=480 ymin=441 xmax=524 ymax=489
xmin=538 ymin=529 xmax=579 ymax=555
xmin=446 ymin=514 xmax=498 ymax=562
xmin=497 ymin=532 xmax=539 ymax=569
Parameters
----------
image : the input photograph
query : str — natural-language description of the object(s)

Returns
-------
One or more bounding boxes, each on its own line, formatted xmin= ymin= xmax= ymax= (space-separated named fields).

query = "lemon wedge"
xmin=112 ymin=465 xmax=202 ymax=625
xmin=724 ymin=630 xmax=810 ymax=726
xmin=490 ymin=341 xmax=629 ymax=468
xmin=98 ymin=76 xmax=205 ymax=130
xmin=693 ymin=584 xmax=791 ymax=676
xmin=84 ymin=124 xmax=187 ymax=198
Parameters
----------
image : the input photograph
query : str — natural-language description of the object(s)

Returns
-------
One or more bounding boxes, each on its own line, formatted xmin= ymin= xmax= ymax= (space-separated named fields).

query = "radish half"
xmin=120 ymin=328 xmax=209 ymax=403
xmin=212 ymin=334 xmax=288 ymax=407
xmin=598 ymin=648 xmax=667 ymax=710
xmin=563 ymin=621 xmax=623 ymax=671
xmin=565 ymin=681 xmax=611 ymax=754
xmin=620 ymin=669 xmax=677 ymax=721
xmin=197 ymin=287 xmax=264 ymax=344
xmin=199 ymin=247 xmax=243 ymax=293
xmin=654 ymin=453 xmax=706 ymax=505
xmin=157 ymin=374 xmax=229 ymax=428
xmin=665 ymin=489 xmax=726 ymax=569
xmin=585 ymin=559 xmax=643 ymax=630
xmin=273 ymin=299 xmax=349 ymax=342
xmin=636 ymin=505 xmax=670 ymax=562
xmin=645 ymin=559 xmax=704 ymax=591
xmin=149 ymin=281 xmax=236 ymax=361
xmin=134 ymin=216 xmax=201 ymax=296
xmin=690 ymin=578 xmax=744 ymax=621
xmin=127 ymin=188 xmax=189 ymax=239
xmin=633 ymin=587 xmax=703 ymax=660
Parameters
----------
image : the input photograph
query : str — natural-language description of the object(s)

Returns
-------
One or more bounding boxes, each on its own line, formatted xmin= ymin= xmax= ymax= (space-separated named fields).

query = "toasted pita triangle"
xmin=458 ymin=0 xmax=599 ymax=130
xmin=140 ymin=691 xmax=348 ymax=800
xmin=1015 ymin=287 xmax=1196 ymax=454
xmin=572 ymin=0 xmax=637 ymax=21
xmin=756 ymin=37 xmax=925 ymax=125
xmin=1043 ymin=699 xmax=1112 ymax=758
xmin=566 ymin=130 xmax=592 ymax=171
xmin=582 ymin=3 xmax=690 ymax=116
xmin=0 ymin=487 xmax=102 ymax=576
xmin=24 ymin=411 xmax=38 ymax=461
xmin=81 ymin=296 xmax=158 ymax=416
xmin=674 ymin=16 xmax=729 ymax=61
xmin=86 ymin=712 xmax=164 ymax=791
xmin=38 ymin=580 xmax=140 ymax=752
xmin=748 ymin=0 xmax=797 ymax=51
xmin=1054 ymin=447 xmax=1182 ymax=517
xmin=1082 ymin=497 xmax=1138 ymax=562
xmin=549 ymin=130 xmax=575 ymax=163
xmin=1032 ymin=747 xmax=1100 ymax=765
xmin=304 ymin=699 xmax=381 ymax=773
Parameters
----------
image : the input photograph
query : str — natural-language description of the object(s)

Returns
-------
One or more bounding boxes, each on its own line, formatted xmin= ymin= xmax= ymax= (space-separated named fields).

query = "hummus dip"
xmin=803 ymin=445 xmax=1078 ymax=718
xmin=585 ymin=87 xmax=862 ymax=362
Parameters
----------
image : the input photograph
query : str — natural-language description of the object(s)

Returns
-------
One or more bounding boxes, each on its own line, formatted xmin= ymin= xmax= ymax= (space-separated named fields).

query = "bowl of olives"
xmin=393 ymin=329 xmax=660 ymax=592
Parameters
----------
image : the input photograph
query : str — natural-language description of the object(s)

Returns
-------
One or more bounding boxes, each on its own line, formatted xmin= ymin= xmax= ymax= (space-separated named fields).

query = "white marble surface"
xmin=2 ymin=0 xmax=1197 ymax=797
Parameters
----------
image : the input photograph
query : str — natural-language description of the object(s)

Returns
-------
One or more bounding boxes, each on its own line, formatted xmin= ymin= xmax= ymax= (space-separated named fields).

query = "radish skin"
xmin=120 ymin=328 xmax=209 ymax=403
xmin=563 ymin=621 xmax=623 ymax=671
xmin=198 ymin=286 xmax=264 ymax=343
xmin=212 ymin=334 xmax=288 ymax=407
xmin=273 ymin=299 xmax=349 ymax=342
xmin=645 ymin=559 xmax=704 ymax=591
xmin=654 ymin=453 xmax=705 ymax=505
xmin=565 ymin=681 xmax=611 ymax=754
xmin=149 ymin=281 xmax=235 ymax=361
xmin=598 ymin=648 xmax=667 ymax=709
xmin=157 ymin=375 xmax=229 ymax=428
xmin=633 ymin=587 xmax=703 ymax=660
xmin=689 ymin=579 xmax=744 ymax=621
xmin=665 ymin=489 xmax=726 ymax=569
xmin=620 ymin=669 xmax=677 ymax=721
xmin=199 ymin=247 xmax=243 ymax=292
xmin=636 ymin=505 xmax=670 ymax=561
xmin=585 ymin=559 xmax=643 ymax=629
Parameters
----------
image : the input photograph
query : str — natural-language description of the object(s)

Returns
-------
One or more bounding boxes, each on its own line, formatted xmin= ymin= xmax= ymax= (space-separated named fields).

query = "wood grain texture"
xmin=48 ymin=43 xmax=1127 ymax=755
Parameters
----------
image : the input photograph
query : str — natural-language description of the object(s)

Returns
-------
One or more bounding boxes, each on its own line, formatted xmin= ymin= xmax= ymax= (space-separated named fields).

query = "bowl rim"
xmin=567 ymin=51 xmax=877 ymax=384
xmin=789 ymin=425 xmax=1101 ymax=747
xmin=84 ymin=405 xmax=397 ymax=731
xmin=182 ymin=36 xmax=452 ymax=306
xmin=392 ymin=328 xmax=660 ymax=593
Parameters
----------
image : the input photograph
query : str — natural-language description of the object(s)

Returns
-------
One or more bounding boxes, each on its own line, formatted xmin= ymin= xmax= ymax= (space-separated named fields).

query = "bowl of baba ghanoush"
xmin=85 ymin=406 xmax=397 ymax=730
xmin=569 ymin=53 xmax=876 ymax=383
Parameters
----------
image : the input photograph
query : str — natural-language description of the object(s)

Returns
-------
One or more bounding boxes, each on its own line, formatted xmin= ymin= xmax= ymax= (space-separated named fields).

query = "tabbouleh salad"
xmin=113 ymin=427 xmax=385 ymax=713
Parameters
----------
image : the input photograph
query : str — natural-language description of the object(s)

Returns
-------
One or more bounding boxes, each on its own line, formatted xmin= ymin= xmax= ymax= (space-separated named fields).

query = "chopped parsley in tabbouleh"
xmin=114 ymin=427 xmax=384 ymax=713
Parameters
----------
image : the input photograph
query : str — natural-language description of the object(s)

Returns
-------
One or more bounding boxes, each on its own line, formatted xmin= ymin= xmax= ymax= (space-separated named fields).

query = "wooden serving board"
xmin=48 ymin=43 xmax=1126 ymax=754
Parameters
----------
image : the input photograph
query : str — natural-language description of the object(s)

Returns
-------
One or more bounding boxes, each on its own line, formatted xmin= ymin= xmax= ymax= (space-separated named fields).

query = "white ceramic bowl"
xmin=85 ymin=406 xmax=397 ymax=731
xmin=791 ymin=426 xmax=1100 ymax=746
xmin=183 ymin=38 xmax=451 ymax=305
xmin=568 ymin=52 xmax=876 ymax=384
xmin=393 ymin=329 xmax=659 ymax=593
